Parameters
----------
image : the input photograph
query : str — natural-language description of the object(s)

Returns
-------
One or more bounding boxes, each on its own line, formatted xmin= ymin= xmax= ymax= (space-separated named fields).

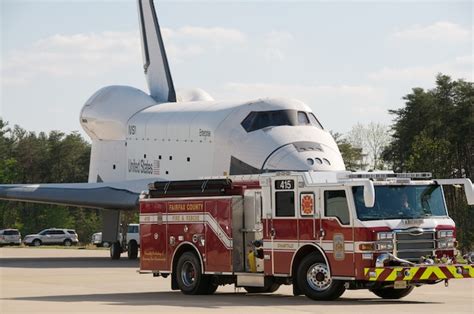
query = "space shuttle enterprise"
xmin=0 ymin=0 xmax=345 ymax=248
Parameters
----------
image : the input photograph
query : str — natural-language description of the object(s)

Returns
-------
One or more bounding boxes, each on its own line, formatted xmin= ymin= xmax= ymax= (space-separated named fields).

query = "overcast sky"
xmin=1 ymin=0 xmax=472 ymax=139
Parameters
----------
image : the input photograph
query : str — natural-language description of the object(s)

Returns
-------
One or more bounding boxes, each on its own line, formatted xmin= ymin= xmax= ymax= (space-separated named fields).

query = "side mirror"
xmin=436 ymin=178 xmax=474 ymax=205
xmin=363 ymin=180 xmax=375 ymax=207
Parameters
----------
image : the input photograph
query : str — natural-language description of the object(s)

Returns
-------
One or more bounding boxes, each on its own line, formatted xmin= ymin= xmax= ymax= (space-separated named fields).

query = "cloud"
xmin=393 ymin=21 xmax=471 ymax=42
xmin=1 ymin=26 xmax=247 ymax=86
xmin=261 ymin=31 xmax=294 ymax=61
xmin=368 ymin=56 xmax=473 ymax=82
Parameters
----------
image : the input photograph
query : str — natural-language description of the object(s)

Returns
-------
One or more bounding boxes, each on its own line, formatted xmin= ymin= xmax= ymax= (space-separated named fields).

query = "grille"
xmin=395 ymin=229 xmax=435 ymax=262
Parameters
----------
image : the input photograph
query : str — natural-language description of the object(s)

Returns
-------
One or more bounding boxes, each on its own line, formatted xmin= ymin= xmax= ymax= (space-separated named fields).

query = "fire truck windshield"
xmin=352 ymin=185 xmax=448 ymax=221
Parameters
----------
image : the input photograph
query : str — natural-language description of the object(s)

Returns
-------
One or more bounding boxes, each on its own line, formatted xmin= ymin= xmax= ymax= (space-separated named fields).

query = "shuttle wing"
xmin=0 ymin=179 xmax=155 ymax=210
xmin=138 ymin=0 xmax=176 ymax=103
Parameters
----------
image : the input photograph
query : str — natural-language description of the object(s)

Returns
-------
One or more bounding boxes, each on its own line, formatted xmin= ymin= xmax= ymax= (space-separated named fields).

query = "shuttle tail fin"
xmin=137 ymin=0 xmax=176 ymax=103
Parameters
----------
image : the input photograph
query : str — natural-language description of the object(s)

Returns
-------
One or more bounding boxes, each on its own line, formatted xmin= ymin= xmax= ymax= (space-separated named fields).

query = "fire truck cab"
xmin=139 ymin=171 xmax=474 ymax=300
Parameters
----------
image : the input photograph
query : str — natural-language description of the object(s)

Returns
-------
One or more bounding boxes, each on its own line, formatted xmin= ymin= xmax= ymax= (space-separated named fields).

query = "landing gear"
xmin=296 ymin=253 xmax=345 ymax=300
xmin=110 ymin=241 xmax=122 ymax=260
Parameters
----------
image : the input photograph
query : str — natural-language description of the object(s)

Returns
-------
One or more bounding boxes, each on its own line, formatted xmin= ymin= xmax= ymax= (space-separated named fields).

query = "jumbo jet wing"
xmin=0 ymin=179 xmax=155 ymax=210
xmin=138 ymin=0 xmax=176 ymax=103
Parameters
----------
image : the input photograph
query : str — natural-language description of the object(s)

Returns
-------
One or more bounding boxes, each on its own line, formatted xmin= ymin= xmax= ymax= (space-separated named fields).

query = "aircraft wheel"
xmin=110 ymin=242 xmax=122 ymax=260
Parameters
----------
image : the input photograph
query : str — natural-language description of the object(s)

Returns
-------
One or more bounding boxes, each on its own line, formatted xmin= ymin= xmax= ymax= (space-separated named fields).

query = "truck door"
xmin=269 ymin=176 xmax=299 ymax=275
xmin=140 ymin=200 xmax=167 ymax=271
xmin=320 ymin=187 xmax=355 ymax=277
xmin=298 ymin=190 xmax=318 ymax=243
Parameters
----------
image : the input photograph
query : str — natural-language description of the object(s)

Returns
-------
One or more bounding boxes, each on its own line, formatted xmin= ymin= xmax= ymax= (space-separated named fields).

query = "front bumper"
xmin=364 ymin=264 xmax=474 ymax=281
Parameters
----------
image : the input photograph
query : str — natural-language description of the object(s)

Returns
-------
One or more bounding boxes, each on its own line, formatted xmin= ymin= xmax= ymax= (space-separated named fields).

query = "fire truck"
xmin=138 ymin=171 xmax=474 ymax=300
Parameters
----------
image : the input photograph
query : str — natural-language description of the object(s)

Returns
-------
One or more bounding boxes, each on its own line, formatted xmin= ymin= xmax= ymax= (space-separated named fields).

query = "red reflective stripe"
xmin=439 ymin=266 xmax=454 ymax=279
xmin=378 ymin=268 xmax=393 ymax=281
xmin=412 ymin=267 xmax=425 ymax=281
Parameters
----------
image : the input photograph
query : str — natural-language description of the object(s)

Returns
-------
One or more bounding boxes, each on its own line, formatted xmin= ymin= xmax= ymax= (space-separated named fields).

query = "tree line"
xmin=0 ymin=121 xmax=100 ymax=243
xmin=1 ymin=74 xmax=472 ymax=250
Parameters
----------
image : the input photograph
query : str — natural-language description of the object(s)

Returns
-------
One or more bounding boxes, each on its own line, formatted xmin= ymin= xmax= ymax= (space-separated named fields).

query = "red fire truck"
xmin=139 ymin=171 xmax=474 ymax=300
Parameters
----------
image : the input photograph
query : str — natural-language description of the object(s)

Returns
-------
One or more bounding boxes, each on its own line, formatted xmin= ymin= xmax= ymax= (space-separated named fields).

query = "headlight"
xmin=437 ymin=230 xmax=454 ymax=238
xmin=438 ymin=239 xmax=455 ymax=249
xmin=376 ymin=241 xmax=394 ymax=251
xmin=377 ymin=232 xmax=394 ymax=240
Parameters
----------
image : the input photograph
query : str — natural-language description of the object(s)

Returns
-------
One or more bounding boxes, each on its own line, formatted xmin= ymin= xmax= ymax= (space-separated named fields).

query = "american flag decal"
xmin=153 ymin=160 xmax=160 ymax=175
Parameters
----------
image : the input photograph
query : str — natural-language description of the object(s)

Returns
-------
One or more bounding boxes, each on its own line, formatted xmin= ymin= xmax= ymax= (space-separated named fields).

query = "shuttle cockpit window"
xmin=297 ymin=111 xmax=310 ymax=125
xmin=308 ymin=112 xmax=324 ymax=129
xmin=241 ymin=110 xmax=325 ymax=132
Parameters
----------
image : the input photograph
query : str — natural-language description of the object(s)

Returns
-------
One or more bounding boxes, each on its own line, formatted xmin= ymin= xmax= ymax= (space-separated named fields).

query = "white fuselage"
xmin=80 ymin=86 xmax=345 ymax=183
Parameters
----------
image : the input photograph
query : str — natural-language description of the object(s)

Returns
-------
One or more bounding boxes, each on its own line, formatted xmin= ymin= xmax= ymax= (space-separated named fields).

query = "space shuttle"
xmin=0 ymin=0 xmax=345 ymax=244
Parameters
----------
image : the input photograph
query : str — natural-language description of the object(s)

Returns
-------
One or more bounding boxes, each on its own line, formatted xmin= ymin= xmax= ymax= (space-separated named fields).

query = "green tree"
xmin=331 ymin=132 xmax=367 ymax=171
xmin=383 ymin=74 xmax=474 ymax=251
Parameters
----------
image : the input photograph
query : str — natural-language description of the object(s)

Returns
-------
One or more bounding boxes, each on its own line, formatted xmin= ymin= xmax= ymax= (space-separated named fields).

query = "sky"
xmin=1 ymin=0 xmax=472 ymax=139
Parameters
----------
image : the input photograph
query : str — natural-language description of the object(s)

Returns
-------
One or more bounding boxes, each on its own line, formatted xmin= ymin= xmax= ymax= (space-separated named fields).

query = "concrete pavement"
xmin=1 ymin=247 xmax=473 ymax=313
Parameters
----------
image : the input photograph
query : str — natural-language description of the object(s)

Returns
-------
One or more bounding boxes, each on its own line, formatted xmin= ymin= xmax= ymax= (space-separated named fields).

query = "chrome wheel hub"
xmin=307 ymin=263 xmax=331 ymax=291
xmin=181 ymin=261 xmax=196 ymax=287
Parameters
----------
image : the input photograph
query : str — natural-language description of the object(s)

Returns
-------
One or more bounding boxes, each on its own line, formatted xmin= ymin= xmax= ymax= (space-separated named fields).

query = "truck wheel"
xmin=244 ymin=283 xmax=280 ymax=294
xmin=205 ymin=282 xmax=219 ymax=295
xmin=370 ymin=286 xmax=414 ymax=299
xmin=64 ymin=239 xmax=72 ymax=247
xmin=128 ymin=241 xmax=138 ymax=260
xmin=33 ymin=239 xmax=42 ymax=247
xmin=176 ymin=252 xmax=208 ymax=295
xmin=110 ymin=242 xmax=121 ymax=260
xmin=296 ymin=253 xmax=345 ymax=301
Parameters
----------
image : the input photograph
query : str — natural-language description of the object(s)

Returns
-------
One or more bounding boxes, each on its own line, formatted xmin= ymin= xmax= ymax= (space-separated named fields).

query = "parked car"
xmin=23 ymin=228 xmax=79 ymax=247
xmin=0 ymin=228 xmax=21 ymax=246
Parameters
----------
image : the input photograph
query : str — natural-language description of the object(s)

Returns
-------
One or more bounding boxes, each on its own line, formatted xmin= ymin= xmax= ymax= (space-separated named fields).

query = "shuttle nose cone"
xmin=262 ymin=141 xmax=344 ymax=172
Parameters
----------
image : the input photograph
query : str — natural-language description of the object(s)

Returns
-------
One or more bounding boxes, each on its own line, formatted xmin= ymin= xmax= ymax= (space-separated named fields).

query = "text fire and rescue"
xmin=138 ymin=172 xmax=474 ymax=301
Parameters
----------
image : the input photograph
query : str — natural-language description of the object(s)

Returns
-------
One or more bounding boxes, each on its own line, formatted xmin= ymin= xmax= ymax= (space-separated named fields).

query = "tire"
xmin=102 ymin=242 xmax=110 ymax=248
xmin=127 ymin=241 xmax=138 ymax=260
xmin=32 ymin=239 xmax=42 ymax=247
xmin=110 ymin=242 xmax=122 ymax=260
xmin=370 ymin=286 xmax=414 ymax=299
xmin=64 ymin=239 xmax=72 ymax=247
xmin=244 ymin=283 xmax=280 ymax=294
xmin=176 ymin=252 xmax=209 ymax=295
xmin=296 ymin=253 xmax=345 ymax=301
xmin=205 ymin=282 xmax=218 ymax=295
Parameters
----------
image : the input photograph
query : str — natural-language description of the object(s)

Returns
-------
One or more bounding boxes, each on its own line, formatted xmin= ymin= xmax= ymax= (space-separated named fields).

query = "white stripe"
xmin=151 ymin=213 xmax=233 ymax=249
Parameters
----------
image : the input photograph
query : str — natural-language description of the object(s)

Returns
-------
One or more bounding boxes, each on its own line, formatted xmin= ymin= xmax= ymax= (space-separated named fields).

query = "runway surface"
xmin=1 ymin=248 xmax=473 ymax=313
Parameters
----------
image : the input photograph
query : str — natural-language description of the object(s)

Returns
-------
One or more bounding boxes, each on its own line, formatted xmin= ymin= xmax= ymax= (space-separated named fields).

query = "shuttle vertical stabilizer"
xmin=138 ymin=0 xmax=176 ymax=103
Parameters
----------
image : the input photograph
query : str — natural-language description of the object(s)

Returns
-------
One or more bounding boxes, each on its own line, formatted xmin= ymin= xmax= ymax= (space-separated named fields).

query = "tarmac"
xmin=0 ymin=247 xmax=473 ymax=313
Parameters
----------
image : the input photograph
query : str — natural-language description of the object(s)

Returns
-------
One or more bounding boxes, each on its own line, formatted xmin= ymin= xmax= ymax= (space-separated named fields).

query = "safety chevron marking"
xmin=364 ymin=265 xmax=474 ymax=281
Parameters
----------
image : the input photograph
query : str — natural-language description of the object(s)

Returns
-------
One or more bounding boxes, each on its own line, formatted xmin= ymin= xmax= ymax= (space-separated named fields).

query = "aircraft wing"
xmin=0 ymin=179 xmax=155 ymax=210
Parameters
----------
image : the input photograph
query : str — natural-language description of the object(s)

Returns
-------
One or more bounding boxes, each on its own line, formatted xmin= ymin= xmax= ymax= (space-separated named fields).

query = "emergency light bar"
xmin=348 ymin=172 xmax=432 ymax=180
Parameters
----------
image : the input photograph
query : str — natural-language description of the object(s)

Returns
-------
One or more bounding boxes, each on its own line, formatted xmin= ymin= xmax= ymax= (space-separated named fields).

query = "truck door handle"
xmin=270 ymin=228 xmax=276 ymax=237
